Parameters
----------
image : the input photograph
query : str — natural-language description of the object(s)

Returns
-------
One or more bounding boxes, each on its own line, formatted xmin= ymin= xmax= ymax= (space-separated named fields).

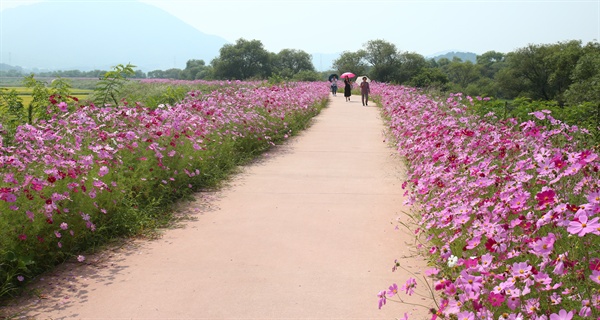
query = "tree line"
xmin=334 ymin=39 xmax=600 ymax=107
xmin=2 ymin=38 xmax=599 ymax=107
xmin=0 ymin=38 xmax=321 ymax=82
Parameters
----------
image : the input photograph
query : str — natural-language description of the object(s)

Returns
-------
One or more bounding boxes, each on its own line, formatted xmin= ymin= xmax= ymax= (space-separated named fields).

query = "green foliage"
xmin=22 ymin=74 xmax=50 ymax=123
xmin=332 ymin=50 xmax=368 ymax=76
xmin=212 ymin=38 xmax=272 ymax=80
xmin=272 ymin=49 xmax=315 ymax=79
xmin=470 ymin=97 xmax=600 ymax=146
xmin=564 ymin=43 xmax=600 ymax=106
xmin=443 ymin=60 xmax=481 ymax=89
xmin=291 ymin=70 xmax=321 ymax=82
xmin=0 ymin=88 xmax=24 ymax=145
xmin=394 ymin=52 xmax=427 ymax=84
xmin=363 ymin=39 xmax=401 ymax=83
xmin=407 ymin=67 xmax=448 ymax=89
xmin=267 ymin=74 xmax=285 ymax=85
xmin=93 ymin=63 xmax=136 ymax=106
xmin=180 ymin=59 xmax=212 ymax=80
xmin=147 ymin=68 xmax=183 ymax=79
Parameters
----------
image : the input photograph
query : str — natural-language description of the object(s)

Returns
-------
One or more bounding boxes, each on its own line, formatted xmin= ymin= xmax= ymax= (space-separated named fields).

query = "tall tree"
xmin=396 ymin=52 xmax=427 ymax=84
xmin=363 ymin=39 xmax=400 ymax=82
xmin=180 ymin=59 xmax=210 ymax=80
xmin=477 ymin=51 xmax=505 ymax=79
xmin=564 ymin=42 xmax=600 ymax=105
xmin=211 ymin=38 xmax=271 ymax=80
xmin=498 ymin=41 xmax=584 ymax=101
xmin=332 ymin=50 xmax=368 ymax=78
xmin=444 ymin=60 xmax=481 ymax=89
xmin=273 ymin=49 xmax=315 ymax=79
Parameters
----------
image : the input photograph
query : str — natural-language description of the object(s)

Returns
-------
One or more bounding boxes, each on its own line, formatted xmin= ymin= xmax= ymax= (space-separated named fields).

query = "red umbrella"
xmin=340 ymin=72 xmax=355 ymax=79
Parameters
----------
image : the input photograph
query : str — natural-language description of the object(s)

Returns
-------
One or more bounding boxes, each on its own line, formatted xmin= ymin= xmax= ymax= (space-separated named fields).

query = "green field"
xmin=1 ymin=86 xmax=94 ymax=106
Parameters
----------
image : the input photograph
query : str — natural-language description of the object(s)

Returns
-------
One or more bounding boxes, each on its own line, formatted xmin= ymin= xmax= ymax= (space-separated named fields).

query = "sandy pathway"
xmin=7 ymin=94 xmax=433 ymax=319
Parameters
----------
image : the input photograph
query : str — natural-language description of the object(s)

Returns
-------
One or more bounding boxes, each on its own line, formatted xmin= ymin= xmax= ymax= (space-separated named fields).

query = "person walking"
xmin=330 ymin=77 xmax=338 ymax=96
xmin=343 ymin=78 xmax=352 ymax=102
xmin=360 ymin=77 xmax=370 ymax=106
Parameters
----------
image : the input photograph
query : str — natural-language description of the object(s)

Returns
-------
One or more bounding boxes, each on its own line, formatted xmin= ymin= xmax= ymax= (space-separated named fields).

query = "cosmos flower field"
xmin=2 ymin=79 xmax=598 ymax=320
xmin=0 ymin=81 xmax=329 ymax=298
xmin=373 ymin=83 xmax=599 ymax=320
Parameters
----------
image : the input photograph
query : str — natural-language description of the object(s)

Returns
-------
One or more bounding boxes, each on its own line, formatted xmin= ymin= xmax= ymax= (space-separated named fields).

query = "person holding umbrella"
xmin=340 ymin=72 xmax=355 ymax=102
xmin=330 ymin=76 xmax=338 ymax=96
xmin=343 ymin=77 xmax=352 ymax=102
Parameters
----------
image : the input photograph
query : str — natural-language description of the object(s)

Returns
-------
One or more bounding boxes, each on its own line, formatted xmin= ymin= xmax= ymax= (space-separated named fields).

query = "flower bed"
xmin=373 ymin=83 xmax=600 ymax=319
xmin=0 ymin=81 xmax=330 ymax=299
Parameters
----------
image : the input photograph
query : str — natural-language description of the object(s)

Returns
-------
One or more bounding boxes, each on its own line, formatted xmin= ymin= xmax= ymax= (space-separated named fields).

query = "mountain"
xmin=0 ymin=0 xmax=230 ymax=72
xmin=428 ymin=51 xmax=477 ymax=63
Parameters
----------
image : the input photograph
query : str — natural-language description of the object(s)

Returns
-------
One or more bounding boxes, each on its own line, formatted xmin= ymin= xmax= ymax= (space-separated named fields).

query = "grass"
xmin=1 ymin=86 xmax=93 ymax=109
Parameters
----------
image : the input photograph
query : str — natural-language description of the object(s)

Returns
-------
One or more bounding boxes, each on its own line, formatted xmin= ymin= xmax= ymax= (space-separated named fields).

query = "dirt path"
xmin=6 ymin=94 xmax=433 ymax=319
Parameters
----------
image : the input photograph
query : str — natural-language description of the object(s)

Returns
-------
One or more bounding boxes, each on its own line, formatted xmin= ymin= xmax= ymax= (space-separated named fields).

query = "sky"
xmin=1 ymin=0 xmax=599 ymax=58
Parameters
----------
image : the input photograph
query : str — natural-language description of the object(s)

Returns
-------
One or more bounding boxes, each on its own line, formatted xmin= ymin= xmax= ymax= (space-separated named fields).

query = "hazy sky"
xmin=1 ymin=0 xmax=599 ymax=57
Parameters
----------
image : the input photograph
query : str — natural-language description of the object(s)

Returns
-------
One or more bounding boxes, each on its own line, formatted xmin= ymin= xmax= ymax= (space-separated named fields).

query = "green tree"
xmin=291 ymin=70 xmax=321 ymax=81
xmin=408 ymin=67 xmax=449 ymax=89
xmin=148 ymin=68 xmax=183 ymax=79
xmin=396 ymin=52 xmax=427 ymax=84
xmin=93 ymin=63 xmax=136 ymax=106
xmin=564 ymin=42 xmax=600 ymax=105
xmin=445 ymin=60 xmax=481 ymax=90
xmin=0 ymin=88 xmax=25 ymax=141
xmin=363 ymin=39 xmax=401 ymax=82
xmin=498 ymin=41 xmax=584 ymax=101
xmin=211 ymin=38 xmax=271 ymax=80
xmin=180 ymin=59 xmax=210 ymax=80
xmin=477 ymin=51 xmax=505 ymax=79
xmin=23 ymin=74 xmax=50 ymax=123
xmin=332 ymin=50 xmax=368 ymax=77
xmin=545 ymin=40 xmax=585 ymax=103
xmin=273 ymin=49 xmax=315 ymax=79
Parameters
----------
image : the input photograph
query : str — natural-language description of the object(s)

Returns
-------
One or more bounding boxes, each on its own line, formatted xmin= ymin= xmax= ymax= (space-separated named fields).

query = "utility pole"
xmin=320 ymin=54 xmax=322 ymax=71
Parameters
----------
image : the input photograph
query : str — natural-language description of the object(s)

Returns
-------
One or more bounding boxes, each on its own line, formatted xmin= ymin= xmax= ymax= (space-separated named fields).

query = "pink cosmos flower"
xmin=536 ymin=189 xmax=555 ymax=207
xmin=510 ymin=192 xmax=530 ymax=211
xmin=567 ymin=214 xmax=600 ymax=237
xmin=402 ymin=277 xmax=417 ymax=295
xmin=506 ymin=295 xmax=520 ymax=310
xmin=579 ymin=300 xmax=592 ymax=317
xmin=590 ymin=258 xmax=600 ymax=271
xmin=425 ymin=268 xmax=440 ymax=276
xmin=587 ymin=191 xmax=600 ymax=204
xmin=456 ymin=311 xmax=475 ymax=320
xmin=98 ymin=166 xmax=109 ymax=177
xmin=590 ymin=270 xmax=600 ymax=284
xmin=529 ymin=233 xmax=555 ymax=256
xmin=549 ymin=309 xmax=573 ymax=320
xmin=511 ymin=261 xmax=532 ymax=278
xmin=386 ymin=283 xmax=398 ymax=297
xmin=457 ymin=273 xmax=483 ymax=293
xmin=488 ymin=292 xmax=505 ymax=307
xmin=377 ymin=290 xmax=386 ymax=309
xmin=77 ymin=255 xmax=86 ymax=262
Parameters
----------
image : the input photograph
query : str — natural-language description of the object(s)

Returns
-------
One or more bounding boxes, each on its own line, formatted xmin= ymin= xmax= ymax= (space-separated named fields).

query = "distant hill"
xmin=0 ymin=63 xmax=23 ymax=72
xmin=0 ymin=0 xmax=230 ymax=72
xmin=430 ymin=51 xmax=477 ymax=63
